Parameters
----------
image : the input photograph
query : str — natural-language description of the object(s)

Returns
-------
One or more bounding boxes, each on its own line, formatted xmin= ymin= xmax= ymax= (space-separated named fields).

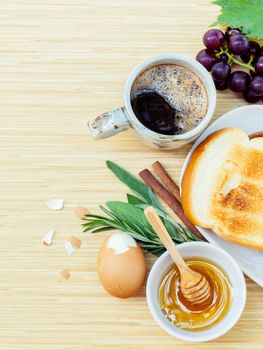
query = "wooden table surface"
xmin=0 ymin=1 xmax=262 ymax=349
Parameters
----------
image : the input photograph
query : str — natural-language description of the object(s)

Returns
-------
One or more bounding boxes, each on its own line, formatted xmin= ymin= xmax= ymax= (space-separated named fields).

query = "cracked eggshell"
xmin=42 ymin=228 xmax=55 ymax=246
xmin=97 ymin=232 xmax=147 ymax=298
xmin=46 ymin=199 xmax=64 ymax=211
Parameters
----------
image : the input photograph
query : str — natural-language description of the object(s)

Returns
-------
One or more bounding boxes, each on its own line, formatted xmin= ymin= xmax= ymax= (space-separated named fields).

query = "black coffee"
xmin=131 ymin=91 xmax=178 ymax=135
xmin=131 ymin=64 xmax=208 ymax=135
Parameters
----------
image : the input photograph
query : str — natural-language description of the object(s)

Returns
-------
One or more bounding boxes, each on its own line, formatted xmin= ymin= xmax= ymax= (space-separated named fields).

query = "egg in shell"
xmin=97 ymin=232 xmax=147 ymax=298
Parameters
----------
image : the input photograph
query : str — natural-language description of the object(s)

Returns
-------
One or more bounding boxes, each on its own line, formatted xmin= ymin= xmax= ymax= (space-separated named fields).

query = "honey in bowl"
xmin=159 ymin=257 xmax=232 ymax=331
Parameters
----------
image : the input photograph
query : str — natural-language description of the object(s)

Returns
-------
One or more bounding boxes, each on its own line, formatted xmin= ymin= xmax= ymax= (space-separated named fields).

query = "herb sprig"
xmin=82 ymin=161 xmax=199 ymax=256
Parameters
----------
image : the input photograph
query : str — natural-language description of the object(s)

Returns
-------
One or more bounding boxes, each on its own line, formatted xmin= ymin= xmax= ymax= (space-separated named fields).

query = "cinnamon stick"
xmin=139 ymin=169 xmax=205 ymax=241
xmin=152 ymin=161 xmax=181 ymax=202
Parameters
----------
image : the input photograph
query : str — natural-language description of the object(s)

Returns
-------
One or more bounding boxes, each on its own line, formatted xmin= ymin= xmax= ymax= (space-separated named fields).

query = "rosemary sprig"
xmin=82 ymin=161 xmax=200 ymax=256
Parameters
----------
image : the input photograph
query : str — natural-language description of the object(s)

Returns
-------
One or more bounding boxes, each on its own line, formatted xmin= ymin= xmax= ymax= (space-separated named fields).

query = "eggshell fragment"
xmin=97 ymin=232 xmax=147 ymax=298
xmin=70 ymin=236 xmax=81 ymax=249
xmin=46 ymin=199 xmax=64 ymax=211
xmin=42 ymin=229 xmax=55 ymax=246
xmin=64 ymin=241 xmax=76 ymax=256
xmin=60 ymin=269 xmax=71 ymax=280
xmin=74 ymin=205 xmax=89 ymax=219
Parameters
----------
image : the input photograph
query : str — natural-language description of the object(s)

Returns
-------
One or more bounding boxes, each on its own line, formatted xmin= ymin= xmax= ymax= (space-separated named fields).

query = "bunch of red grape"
xmin=196 ymin=28 xmax=263 ymax=103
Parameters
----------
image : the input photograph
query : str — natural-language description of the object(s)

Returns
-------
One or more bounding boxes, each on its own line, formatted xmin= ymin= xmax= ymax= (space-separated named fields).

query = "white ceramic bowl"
xmin=146 ymin=242 xmax=246 ymax=342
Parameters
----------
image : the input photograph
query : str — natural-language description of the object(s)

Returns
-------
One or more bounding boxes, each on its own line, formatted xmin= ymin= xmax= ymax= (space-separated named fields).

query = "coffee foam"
xmin=131 ymin=64 xmax=208 ymax=134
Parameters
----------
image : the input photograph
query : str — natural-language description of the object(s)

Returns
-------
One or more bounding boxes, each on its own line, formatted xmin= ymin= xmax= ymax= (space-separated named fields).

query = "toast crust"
xmin=181 ymin=128 xmax=241 ymax=226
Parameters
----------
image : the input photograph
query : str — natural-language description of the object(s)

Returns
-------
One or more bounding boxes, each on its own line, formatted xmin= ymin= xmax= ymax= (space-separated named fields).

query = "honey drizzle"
xmin=159 ymin=257 xmax=232 ymax=331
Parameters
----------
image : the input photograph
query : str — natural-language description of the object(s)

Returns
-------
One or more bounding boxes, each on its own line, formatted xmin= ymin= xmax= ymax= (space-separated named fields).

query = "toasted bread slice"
xmin=181 ymin=128 xmax=263 ymax=250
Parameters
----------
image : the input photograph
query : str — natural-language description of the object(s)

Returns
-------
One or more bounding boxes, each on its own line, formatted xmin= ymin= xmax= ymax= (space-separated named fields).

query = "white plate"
xmin=180 ymin=105 xmax=263 ymax=287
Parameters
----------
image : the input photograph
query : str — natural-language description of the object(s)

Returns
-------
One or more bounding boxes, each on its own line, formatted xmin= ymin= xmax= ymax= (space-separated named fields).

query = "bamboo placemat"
xmin=0 ymin=1 xmax=262 ymax=349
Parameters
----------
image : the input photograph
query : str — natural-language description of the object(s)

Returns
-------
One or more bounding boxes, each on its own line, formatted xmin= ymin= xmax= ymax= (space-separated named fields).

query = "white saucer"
xmin=180 ymin=105 xmax=263 ymax=287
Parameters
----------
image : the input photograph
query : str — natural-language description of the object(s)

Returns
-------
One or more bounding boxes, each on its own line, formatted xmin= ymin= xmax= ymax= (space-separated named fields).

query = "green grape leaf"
xmin=212 ymin=0 xmax=263 ymax=39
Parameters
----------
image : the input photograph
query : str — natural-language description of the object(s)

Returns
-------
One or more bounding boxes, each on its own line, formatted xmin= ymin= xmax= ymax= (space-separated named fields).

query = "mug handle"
xmin=88 ymin=107 xmax=131 ymax=139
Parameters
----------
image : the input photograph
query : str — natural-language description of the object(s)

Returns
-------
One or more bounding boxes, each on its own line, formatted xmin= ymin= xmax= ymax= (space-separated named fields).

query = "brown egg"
xmin=97 ymin=232 xmax=147 ymax=298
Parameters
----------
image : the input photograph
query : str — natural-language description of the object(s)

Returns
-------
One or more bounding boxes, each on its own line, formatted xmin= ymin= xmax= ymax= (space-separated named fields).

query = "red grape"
xmin=196 ymin=49 xmax=217 ymax=71
xmin=196 ymin=27 xmax=263 ymax=104
xmin=229 ymin=34 xmax=249 ymax=55
xmin=250 ymin=76 xmax=263 ymax=96
xmin=229 ymin=71 xmax=250 ymax=92
xmin=211 ymin=62 xmax=231 ymax=81
xmin=219 ymin=53 xmax=228 ymax=63
xmin=214 ymin=79 xmax=228 ymax=90
xmin=203 ymin=29 xmax=224 ymax=50
xmin=243 ymin=90 xmax=261 ymax=103
xmin=225 ymin=27 xmax=242 ymax=42
xmin=241 ymin=41 xmax=260 ymax=63
xmin=255 ymin=56 xmax=263 ymax=76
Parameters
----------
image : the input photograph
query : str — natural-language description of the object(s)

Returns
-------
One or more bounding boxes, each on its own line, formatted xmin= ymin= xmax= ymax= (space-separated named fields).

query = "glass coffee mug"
xmin=88 ymin=54 xmax=216 ymax=150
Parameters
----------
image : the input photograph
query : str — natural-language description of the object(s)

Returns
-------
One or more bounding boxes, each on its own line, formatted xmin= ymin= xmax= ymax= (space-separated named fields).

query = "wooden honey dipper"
xmin=144 ymin=206 xmax=211 ymax=305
